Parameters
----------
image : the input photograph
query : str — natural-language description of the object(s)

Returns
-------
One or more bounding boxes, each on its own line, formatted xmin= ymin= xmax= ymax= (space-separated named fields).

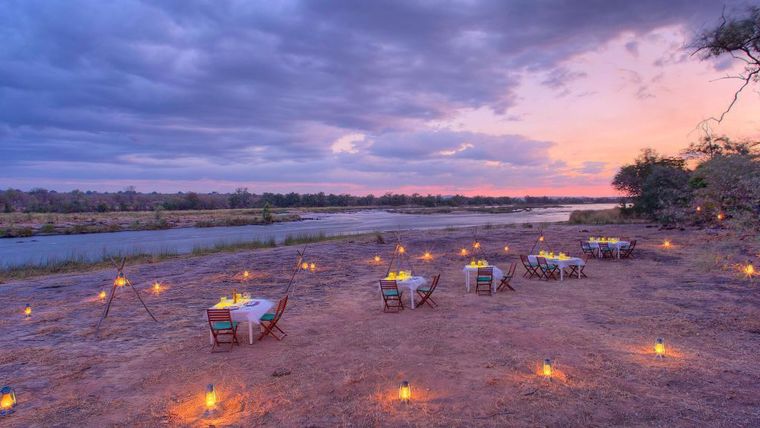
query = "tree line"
xmin=0 ymin=187 xmax=616 ymax=214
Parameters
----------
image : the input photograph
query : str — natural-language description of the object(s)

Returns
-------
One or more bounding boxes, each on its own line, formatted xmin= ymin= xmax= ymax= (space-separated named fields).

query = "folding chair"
xmin=564 ymin=259 xmax=587 ymax=279
xmin=521 ymin=255 xmax=540 ymax=279
xmin=580 ymin=241 xmax=597 ymax=258
xmin=536 ymin=257 xmax=559 ymax=280
xmin=619 ymin=240 xmax=637 ymax=259
xmin=207 ymin=308 xmax=239 ymax=352
xmin=598 ymin=242 xmax=615 ymax=259
xmin=476 ymin=267 xmax=494 ymax=296
xmin=415 ymin=274 xmax=440 ymax=309
xmin=497 ymin=262 xmax=517 ymax=291
xmin=258 ymin=295 xmax=288 ymax=341
xmin=380 ymin=279 xmax=404 ymax=312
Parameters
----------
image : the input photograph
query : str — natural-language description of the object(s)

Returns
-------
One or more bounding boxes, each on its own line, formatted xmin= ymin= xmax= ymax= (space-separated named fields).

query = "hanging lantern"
xmin=398 ymin=246 xmax=405 ymax=254
xmin=309 ymin=262 xmax=316 ymax=272
xmin=503 ymin=245 xmax=509 ymax=253
xmin=743 ymin=264 xmax=755 ymax=278
xmin=374 ymin=255 xmax=381 ymax=263
xmin=242 ymin=270 xmax=250 ymax=280
xmin=398 ymin=380 xmax=411 ymax=403
xmin=301 ymin=262 xmax=309 ymax=270
xmin=23 ymin=304 xmax=31 ymax=318
xmin=98 ymin=290 xmax=107 ymax=302
xmin=542 ymin=358 xmax=553 ymax=379
xmin=662 ymin=240 xmax=672 ymax=248
xmin=717 ymin=212 xmax=724 ymax=221
xmin=539 ymin=235 xmax=545 ymax=242
xmin=0 ymin=386 xmax=16 ymax=416
xmin=696 ymin=206 xmax=702 ymax=212
xmin=460 ymin=248 xmax=468 ymax=256
xmin=654 ymin=338 xmax=665 ymax=358
xmin=114 ymin=272 xmax=127 ymax=287
xmin=473 ymin=241 xmax=481 ymax=249
xmin=422 ymin=251 xmax=432 ymax=261
xmin=205 ymin=384 xmax=217 ymax=411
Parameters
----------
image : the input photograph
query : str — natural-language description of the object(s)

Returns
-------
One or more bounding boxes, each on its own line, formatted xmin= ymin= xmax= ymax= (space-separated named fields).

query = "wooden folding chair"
xmin=415 ymin=274 xmax=440 ymax=309
xmin=497 ymin=262 xmax=517 ymax=291
xmin=580 ymin=241 xmax=597 ymax=258
xmin=379 ymin=279 xmax=404 ymax=312
xmin=536 ymin=257 xmax=559 ymax=280
xmin=258 ymin=295 xmax=288 ymax=341
xmin=520 ymin=255 xmax=540 ymax=279
xmin=619 ymin=240 xmax=637 ymax=259
xmin=564 ymin=259 xmax=587 ymax=279
xmin=207 ymin=308 xmax=239 ymax=352
xmin=598 ymin=243 xmax=615 ymax=259
xmin=476 ymin=267 xmax=494 ymax=296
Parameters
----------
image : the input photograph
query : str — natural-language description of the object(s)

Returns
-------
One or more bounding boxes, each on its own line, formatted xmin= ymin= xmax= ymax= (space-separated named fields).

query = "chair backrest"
xmin=271 ymin=295 xmax=289 ymax=323
xmin=207 ymin=309 xmax=232 ymax=326
xmin=599 ymin=242 xmax=611 ymax=251
xmin=536 ymin=257 xmax=549 ymax=269
xmin=580 ymin=241 xmax=593 ymax=251
xmin=505 ymin=262 xmax=517 ymax=278
xmin=477 ymin=267 xmax=493 ymax=282
xmin=520 ymin=254 xmax=532 ymax=267
xmin=628 ymin=240 xmax=637 ymax=249
xmin=427 ymin=274 xmax=440 ymax=294
xmin=380 ymin=279 xmax=399 ymax=291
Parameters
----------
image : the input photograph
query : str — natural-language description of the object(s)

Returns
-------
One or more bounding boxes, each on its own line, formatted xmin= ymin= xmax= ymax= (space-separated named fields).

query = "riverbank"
xmin=0 ymin=208 xmax=302 ymax=238
xmin=0 ymin=224 xmax=757 ymax=426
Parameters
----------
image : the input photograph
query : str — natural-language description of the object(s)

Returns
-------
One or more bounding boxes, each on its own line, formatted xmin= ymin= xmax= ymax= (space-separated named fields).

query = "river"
xmin=0 ymin=204 xmax=615 ymax=268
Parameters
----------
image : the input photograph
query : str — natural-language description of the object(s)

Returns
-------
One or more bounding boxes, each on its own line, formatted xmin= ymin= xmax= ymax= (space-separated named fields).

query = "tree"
xmin=692 ymin=6 xmax=760 ymax=123
xmin=261 ymin=202 xmax=273 ymax=223
xmin=682 ymin=134 xmax=760 ymax=160
xmin=229 ymin=187 xmax=252 ymax=208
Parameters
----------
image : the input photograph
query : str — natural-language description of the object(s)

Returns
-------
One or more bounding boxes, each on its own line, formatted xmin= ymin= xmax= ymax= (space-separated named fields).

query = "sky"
xmin=1 ymin=0 xmax=759 ymax=197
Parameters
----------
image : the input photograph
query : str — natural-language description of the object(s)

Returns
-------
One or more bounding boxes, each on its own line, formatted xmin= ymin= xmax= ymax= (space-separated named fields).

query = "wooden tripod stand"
xmin=385 ymin=233 xmax=415 ymax=277
xmin=96 ymin=256 xmax=158 ymax=332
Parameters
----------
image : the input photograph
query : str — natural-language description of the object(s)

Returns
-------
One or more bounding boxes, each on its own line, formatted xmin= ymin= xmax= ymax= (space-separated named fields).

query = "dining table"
xmin=587 ymin=239 xmax=630 ymax=259
xmin=528 ymin=255 xmax=584 ymax=281
xmin=462 ymin=265 xmax=504 ymax=292
xmin=380 ymin=275 xmax=428 ymax=309
xmin=208 ymin=297 xmax=274 ymax=344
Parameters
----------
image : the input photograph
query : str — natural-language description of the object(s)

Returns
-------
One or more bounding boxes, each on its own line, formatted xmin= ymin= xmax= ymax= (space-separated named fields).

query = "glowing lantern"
xmin=460 ymin=248 xmax=468 ymax=256
xmin=114 ymin=272 xmax=127 ymax=287
xmin=542 ymin=358 xmax=553 ymax=379
xmin=539 ymin=236 xmax=545 ymax=242
xmin=98 ymin=290 xmax=107 ymax=301
xmin=374 ymin=255 xmax=381 ymax=263
xmin=422 ymin=251 xmax=432 ymax=261
xmin=152 ymin=282 xmax=162 ymax=294
xmin=23 ymin=304 xmax=31 ymax=318
xmin=743 ymin=264 xmax=755 ymax=278
xmin=205 ymin=384 xmax=217 ymax=411
xmin=717 ymin=213 xmax=724 ymax=221
xmin=301 ymin=262 xmax=309 ymax=270
xmin=398 ymin=246 xmax=406 ymax=254
xmin=398 ymin=380 xmax=411 ymax=403
xmin=662 ymin=240 xmax=671 ymax=248
xmin=309 ymin=262 xmax=316 ymax=272
xmin=654 ymin=337 xmax=665 ymax=358
xmin=473 ymin=241 xmax=481 ymax=249
xmin=0 ymin=386 xmax=16 ymax=416
xmin=503 ymin=245 xmax=509 ymax=253
xmin=696 ymin=206 xmax=702 ymax=212
xmin=243 ymin=270 xmax=250 ymax=280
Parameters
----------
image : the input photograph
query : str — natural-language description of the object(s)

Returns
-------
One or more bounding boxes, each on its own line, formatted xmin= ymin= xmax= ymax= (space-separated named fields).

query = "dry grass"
xmin=567 ymin=207 xmax=644 ymax=225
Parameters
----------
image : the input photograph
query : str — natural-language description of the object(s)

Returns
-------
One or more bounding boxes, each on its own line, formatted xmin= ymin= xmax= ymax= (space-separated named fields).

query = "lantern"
xmin=301 ymin=262 xmax=309 ymax=270
xmin=539 ymin=235 xmax=545 ymax=242
xmin=503 ymin=245 xmax=509 ymax=253
xmin=398 ymin=246 xmax=405 ymax=254
xmin=473 ymin=241 xmax=481 ymax=249
xmin=23 ymin=304 xmax=31 ymax=318
xmin=205 ymin=384 xmax=217 ymax=411
xmin=98 ymin=290 xmax=107 ymax=301
xmin=152 ymin=282 xmax=161 ymax=294
xmin=460 ymin=248 xmax=468 ymax=256
xmin=243 ymin=270 xmax=250 ymax=280
xmin=662 ymin=240 xmax=671 ymax=248
xmin=309 ymin=262 xmax=316 ymax=272
xmin=422 ymin=251 xmax=432 ymax=261
xmin=654 ymin=338 xmax=665 ymax=358
xmin=374 ymin=255 xmax=381 ymax=263
xmin=696 ymin=206 xmax=702 ymax=212
xmin=743 ymin=264 xmax=755 ymax=278
xmin=717 ymin=212 xmax=724 ymax=221
xmin=398 ymin=380 xmax=411 ymax=403
xmin=0 ymin=386 xmax=16 ymax=416
xmin=542 ymin=358 xmax=553 ymax=379
xmin=114 ymin=272 xmax=127 ymax=287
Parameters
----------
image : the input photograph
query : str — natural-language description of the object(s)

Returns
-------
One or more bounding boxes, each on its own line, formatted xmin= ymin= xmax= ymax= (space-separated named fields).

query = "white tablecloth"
xmin=528 ymin=255 xmax=584 ymax=281
xmin=462 ymin=265 xmax=504 ymax=292
xmin=587 ymin=240 xmax=630 ymax=258
xmin=208 ymin=298 xmax=275 ymax=344
xmin=379 ymin=276 xmax=428 ymax=309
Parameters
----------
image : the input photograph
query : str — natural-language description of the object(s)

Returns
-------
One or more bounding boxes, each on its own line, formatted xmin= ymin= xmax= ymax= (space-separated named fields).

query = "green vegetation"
xmin=282 ymin=232 xmax=329 ymax=246
xmin=567 ymin=208 xmax=644 ymax=225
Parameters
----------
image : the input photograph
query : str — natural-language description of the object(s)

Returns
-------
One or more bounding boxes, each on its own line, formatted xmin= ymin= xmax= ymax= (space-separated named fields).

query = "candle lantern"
xmin=717 ymin=213 xmax=724 ymax=221
xmin=654 ymin=338 xmax=665 ymax=358
xmin=398 ymin=380 xmax=411 ymax=403
xmin=374 ymin=255 xmax=381 ymax=263
xmin=98 ymin=290 xmax=107 ymax=301
xmin=473 ymin=241 xmax=481 ymax=249
xmin=542 ymin=358 xmax=553 ymax=379
xmin=422 ymin=251 xmax=432 ymax=261
xmin=398 ymin=246 xmax=405 ymax=254
xmin=205 ymin=384 xmax=217 ymax=411
xmin=743 ymin=264 xmax=755 ymax=278
xmin=309 ymin=262 xmax=316 ymax=272
xmin=460 ymin=248 xmax=468 ymax=256
xmin=301 ymin=262 xmax=309 ymax=270
xmin=539 ymin=235 xmax=545 ymax=242
xmin=153 ymin=282 xmax=161 ymax=294
xmin=23 ymin=304 xmax=31 ymax=318
xmin=662 ymin=240 xmax=671 ymax=248
xmin=696 ymin=206 xmax=702 ymax=212
xmin=0 ymin=386 xmax=16 ymax=416
xmin=243 ymin=270 xmax=250 ymax=280
xmin=114 ymin=272 xmax=127 ymax=287
xmin=503 ymin=245 xmax=509 ymax=253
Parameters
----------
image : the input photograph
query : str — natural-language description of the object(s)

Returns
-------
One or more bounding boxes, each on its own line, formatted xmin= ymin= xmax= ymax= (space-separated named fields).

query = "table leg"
xmin=410 ymin=289 xmax=415 ymax=309
xmin=249 ymin=321 xmax=254 ymax=345
xmin=465 ymin=270 xmax=470 ymax=292
xmin=209 ymin=329 xmax=213 ymax=345
xmin=560 ymin=268 xmax=564 ymax=281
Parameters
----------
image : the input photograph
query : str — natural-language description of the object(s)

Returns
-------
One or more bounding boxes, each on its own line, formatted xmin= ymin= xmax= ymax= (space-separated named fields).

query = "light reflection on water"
xmin=0 ymin=204 xmax=615 ymax=268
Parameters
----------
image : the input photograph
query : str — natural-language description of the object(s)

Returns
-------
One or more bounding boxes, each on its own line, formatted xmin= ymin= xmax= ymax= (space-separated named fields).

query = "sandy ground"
xmin=1 ymin=223 xmax=759 ymax=427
